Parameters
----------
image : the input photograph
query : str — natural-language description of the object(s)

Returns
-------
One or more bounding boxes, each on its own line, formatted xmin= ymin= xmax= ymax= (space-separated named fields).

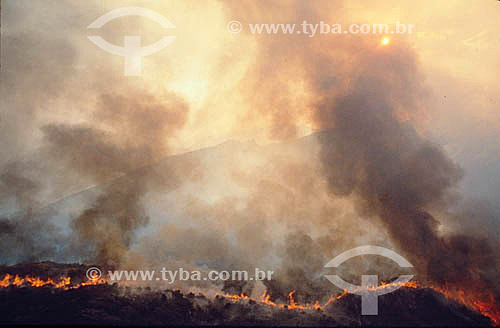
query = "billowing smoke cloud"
xmin=0 ymin=160 xmax=70 ymax=264
xmin=0 ymin=0 xmax=498 ymax=309
xmin=216 ymin=0 xmax=499 ymax=301
xmin=40 ymin=92 xmax=188 ymax=267
xmin=313 ymin=50 xmax=497 ymax=291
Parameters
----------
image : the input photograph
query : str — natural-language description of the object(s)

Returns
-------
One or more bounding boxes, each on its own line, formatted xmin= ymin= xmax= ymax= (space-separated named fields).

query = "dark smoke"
xmin=0 ymin=161 xmax=70 ymax=264
xmin=0 ymin=91 xmax=190 ymax=267
xmin=0 ymin=211 xmax=68 ymax=264
xmin=0 ymin=162 xmax=42 ymax=209
xmin=313 ymin=44 xmax=498 ymax=293
xmin=1 ymin=1 xmax=498 ymax=311
xmin=70 ymin=178 xmax=149 ymax=267
xmin=40 ymin=92 xmax=189 ymax=267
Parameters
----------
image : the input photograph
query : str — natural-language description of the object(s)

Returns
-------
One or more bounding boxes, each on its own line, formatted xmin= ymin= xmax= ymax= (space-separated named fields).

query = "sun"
xmin=381 ymin=37 xmax=391 ymax=46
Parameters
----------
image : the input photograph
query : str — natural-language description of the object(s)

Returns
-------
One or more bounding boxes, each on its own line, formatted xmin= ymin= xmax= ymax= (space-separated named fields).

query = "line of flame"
xmin=217 ymin=280 xmax=499 ymax=325
xmin=1 ymin=274 xmax=498 ymax=325
xmin=0 ymin=273 xmax=107 ymax=290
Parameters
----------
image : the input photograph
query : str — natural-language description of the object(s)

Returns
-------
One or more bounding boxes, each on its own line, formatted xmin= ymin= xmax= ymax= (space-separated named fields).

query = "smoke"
xmin=214 ymin=0 xmax=500 ymax=301
xmin=39 ymin=91 xmax=189 ymax=267
xmin=0 ymin=162 xmax=41 ymax=209
xmin=0 ymin=160 xmax=72 ymax=264
xmin=0 ymin=0 xmax=498 ymax=307
xmin=0 ymin=211 xmax=69 ymax=264
xmin=312 ymin=62 xmax=494 ymax=283
xmin=1 ymin=71 xmax=194 ymax=269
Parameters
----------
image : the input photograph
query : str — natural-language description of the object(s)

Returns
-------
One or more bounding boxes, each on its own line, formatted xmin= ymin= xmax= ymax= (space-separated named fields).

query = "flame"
xmin=426 ymin=284 xmax=500 ymax=326
xmin=1 ymin=274 xmax=498 ymax=325
xmin=217 ymin=280 xmax=499 ymax=325
xmin=218 ymin=289 xmax=347 ymax=311
xmin=0 ymin=274 xmax=12 ymax=288
xmin=259 ymin=290 xmax=277 ymax=307
xmin=0 ymin=274 xmax=106 ymax=290
xmin=284 ymin=290 xmax=303 ymax=309
xmin=216 ymin=292 xmax=250 ymax=302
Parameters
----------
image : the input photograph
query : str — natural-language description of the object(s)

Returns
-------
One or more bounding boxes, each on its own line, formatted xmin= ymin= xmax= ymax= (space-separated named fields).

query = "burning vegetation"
xmin=0 ymin=273 xmax=106 ymax=289
xmin=1 ymin=2 xmax=499 ymax=327
xmin=0 ymin=263 xmax=498 ymax=326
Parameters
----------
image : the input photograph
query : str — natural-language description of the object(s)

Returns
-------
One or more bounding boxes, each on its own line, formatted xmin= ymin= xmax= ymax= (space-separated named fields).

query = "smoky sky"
xmin=0 ymin=0 xmax=498 ymax=306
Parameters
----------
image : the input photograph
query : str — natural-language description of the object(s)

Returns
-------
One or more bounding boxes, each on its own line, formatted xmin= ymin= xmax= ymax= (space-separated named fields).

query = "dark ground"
xmin=0 ymin=283 xmax=493 ymax=326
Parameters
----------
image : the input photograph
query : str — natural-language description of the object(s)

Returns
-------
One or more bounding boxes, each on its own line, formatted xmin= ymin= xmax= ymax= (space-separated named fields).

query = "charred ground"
xmin=0 ymin=263 xmax=493 ymax=326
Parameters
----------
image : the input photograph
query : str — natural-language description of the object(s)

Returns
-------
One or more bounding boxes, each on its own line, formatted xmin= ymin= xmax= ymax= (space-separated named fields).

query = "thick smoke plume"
xmin=1 ymin=88 xmax=190 ymax=267
xmin=0 ymin=0 xmax=498 ymax=310
xmin=218 ymin=0 xmax=499 ymax=301
xmin=313 ymin=53 xmax=497 ymax=291
xmin=41 ymin=92 xmax=188 ymax=267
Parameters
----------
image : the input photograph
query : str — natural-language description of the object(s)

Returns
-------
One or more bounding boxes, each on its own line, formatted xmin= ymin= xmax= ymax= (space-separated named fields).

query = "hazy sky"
xmin=1 ymin=0 xmax=499 ymax=199
xmin=0 ymin=2 xmax=499 ymax=299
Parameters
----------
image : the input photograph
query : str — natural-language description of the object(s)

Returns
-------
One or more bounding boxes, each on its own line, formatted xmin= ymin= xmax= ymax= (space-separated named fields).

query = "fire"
xmin=2 ymin=274 xmax=498 ymax=325
xmin=285 ymin=290 xmax=303 ymax=310
xmin=0 ymin=274 xmax=107 ymax=290
xmin=216 ymin=292 xmax=249 ymax=302
xmin=426 ymin=284 xmax=500 ymax=326
xmin=217 ymin=280 xmax=499 ymax=325
xmin=218 ymin=289 xmax=348 ymax=311
xmin=259 ymin=290 xmax=277 ymax=307
xmin=0 ymin=274 xmax=12 ymax=288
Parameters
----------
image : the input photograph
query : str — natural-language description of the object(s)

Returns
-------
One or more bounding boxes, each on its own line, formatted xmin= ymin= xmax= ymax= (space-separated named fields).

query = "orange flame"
xmin=0 ymin=274 xmax=106 ymax=290
xmin=426 ymin=284 xmax=500 ymax=326
xmin=220 ymin=289 xmax=347 ymax=311
xmin=1 ymin=274 xmax=498 ymax=325
xmin=217 ymin=281 xmax=499 ymax=324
